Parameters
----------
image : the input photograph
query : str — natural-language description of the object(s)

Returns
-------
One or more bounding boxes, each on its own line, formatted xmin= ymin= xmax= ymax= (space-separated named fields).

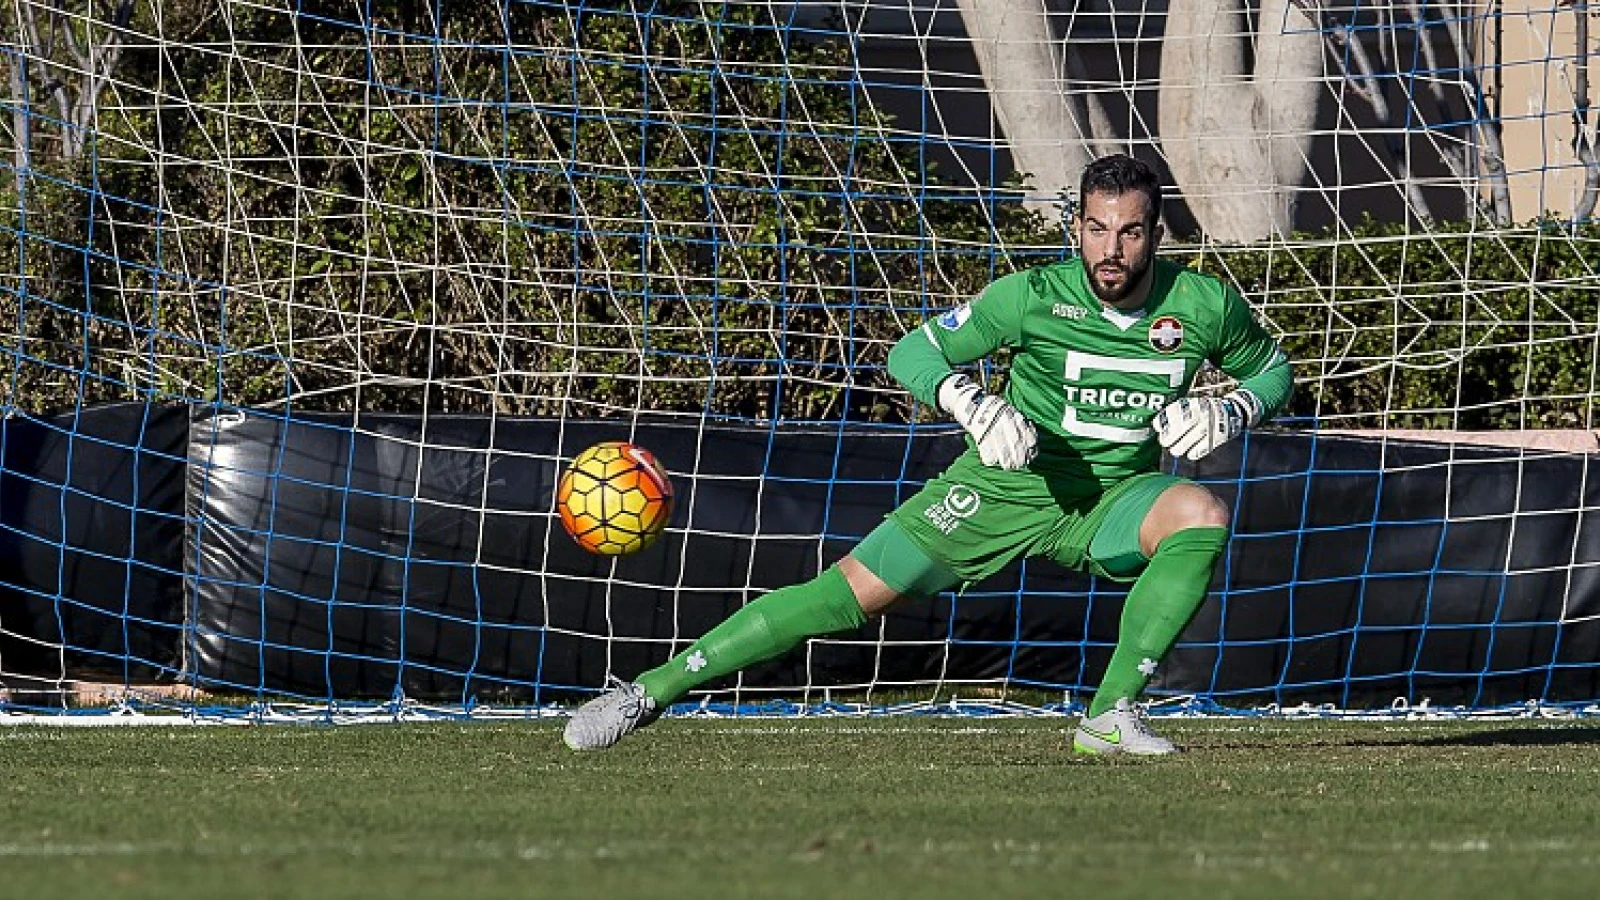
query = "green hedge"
xmin=1186 ymin=223 xmax=1600 ymax=429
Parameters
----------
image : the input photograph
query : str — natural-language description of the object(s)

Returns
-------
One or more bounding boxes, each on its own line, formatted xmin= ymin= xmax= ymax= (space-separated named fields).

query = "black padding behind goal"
xmin=4 ymin=403 xmax=1597 ymax=710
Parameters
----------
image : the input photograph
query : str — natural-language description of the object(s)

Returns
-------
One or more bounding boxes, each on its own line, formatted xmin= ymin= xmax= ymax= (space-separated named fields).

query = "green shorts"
xmin=857 ymin=451 xmax=1185 ymax=596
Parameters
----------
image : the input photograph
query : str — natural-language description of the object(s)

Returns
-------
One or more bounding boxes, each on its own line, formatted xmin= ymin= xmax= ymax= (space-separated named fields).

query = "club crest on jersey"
xmin=1148 ymin=316 xmax=1184 ymax=353
xmin=937 ymin=304 xmax=972 ymax=331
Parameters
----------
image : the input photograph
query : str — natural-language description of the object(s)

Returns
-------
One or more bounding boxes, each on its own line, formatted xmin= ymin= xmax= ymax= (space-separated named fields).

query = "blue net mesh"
xmin=3 ymin=1 xmax=1599 ymax=719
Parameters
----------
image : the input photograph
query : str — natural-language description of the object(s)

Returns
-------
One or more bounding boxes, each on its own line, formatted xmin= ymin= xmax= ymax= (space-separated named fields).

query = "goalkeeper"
xmin=565 ymin=154 xmax=1293 ymax=755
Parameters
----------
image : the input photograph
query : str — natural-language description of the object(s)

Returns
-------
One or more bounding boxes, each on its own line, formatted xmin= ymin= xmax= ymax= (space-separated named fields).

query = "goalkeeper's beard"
xmin=1087 ymin=254 xmax=1153 ymax=306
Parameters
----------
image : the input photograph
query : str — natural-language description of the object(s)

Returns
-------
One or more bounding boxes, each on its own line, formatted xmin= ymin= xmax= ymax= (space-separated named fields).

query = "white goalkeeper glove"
xmin=1154 ymin=392 xmax=1263 ymax=461
xmin=937 ymin=374 xmax=1038 ymax=470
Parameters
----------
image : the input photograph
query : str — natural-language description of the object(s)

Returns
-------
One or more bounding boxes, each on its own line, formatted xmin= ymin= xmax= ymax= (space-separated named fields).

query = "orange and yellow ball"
xmin=555 ymin=441 xmax=674 ymax=556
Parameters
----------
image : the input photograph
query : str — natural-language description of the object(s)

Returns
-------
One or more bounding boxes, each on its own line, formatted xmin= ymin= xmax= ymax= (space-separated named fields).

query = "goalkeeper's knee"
xmin=1142 ymin=483 xmax=1229 ymax=555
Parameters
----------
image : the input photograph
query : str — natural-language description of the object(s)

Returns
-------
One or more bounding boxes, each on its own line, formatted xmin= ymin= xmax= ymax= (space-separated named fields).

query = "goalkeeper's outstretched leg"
xmin=563 ymin=553 xmax=907 ymax=751
xmin=565 ymin=480 xmax=1231 ymax=757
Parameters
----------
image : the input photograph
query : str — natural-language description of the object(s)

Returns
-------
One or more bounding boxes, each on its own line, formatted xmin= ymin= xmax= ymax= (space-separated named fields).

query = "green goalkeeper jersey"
xmin=896 ymin=258 xmax=1290 ymax=496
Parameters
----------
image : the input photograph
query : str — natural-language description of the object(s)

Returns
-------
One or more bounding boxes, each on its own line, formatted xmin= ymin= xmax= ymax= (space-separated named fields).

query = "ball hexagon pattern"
xmin=555 ymin=441 xmax=674 ymax=556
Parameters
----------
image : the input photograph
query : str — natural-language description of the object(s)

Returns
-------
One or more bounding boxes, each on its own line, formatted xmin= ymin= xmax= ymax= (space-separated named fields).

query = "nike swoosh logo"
xmin=1080 ymin=724 xmax=1122 ymax=744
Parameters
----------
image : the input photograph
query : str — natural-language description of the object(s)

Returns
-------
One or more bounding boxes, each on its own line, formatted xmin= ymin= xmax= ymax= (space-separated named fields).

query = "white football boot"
xmin=562 ymin=678 xmax=661 ymax=751
xmin=1072 ymin=698 xmax=1177 ymax=756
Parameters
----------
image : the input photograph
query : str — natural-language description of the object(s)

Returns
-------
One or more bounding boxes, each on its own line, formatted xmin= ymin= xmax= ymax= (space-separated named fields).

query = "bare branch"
xmin=71 ymin=2 xmax=127 ymax=158
xmin=20 ymin=1 xmax=47 ymax=56
xmin=56 ymin=0 xmax=90 ymax=70
xmin=1406 ymin=0 xmax=1516 ymax=226
xmin=7 ymin=43 xmax=32 ymax=190
xmin=1433 ymin=2 xmax=1510 ymax=223
xmin=1292 ymin=1 xmax=1390 ymax=118
xmin=1316 ymin=30 xmax=1382 ymax=110
xmin=1404 ymin=1 xmax=1473 ymax=190
xmin=1297 ymin=0 xmax=1434 ymax=223
xmin=12 ymin=1 xmax=135 ymax=163
xmin=1568 ymin=5 xmax=1599 ymax=222
xmin=17 ymin=2 xmax=79 ymax=144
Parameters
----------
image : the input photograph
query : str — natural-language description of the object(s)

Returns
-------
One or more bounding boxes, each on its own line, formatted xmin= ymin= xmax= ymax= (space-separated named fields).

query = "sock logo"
xmin=1138 ymin=657 xmax=1158 ymax=677
xmin=685 ymin=649 xmax=707 ymax=673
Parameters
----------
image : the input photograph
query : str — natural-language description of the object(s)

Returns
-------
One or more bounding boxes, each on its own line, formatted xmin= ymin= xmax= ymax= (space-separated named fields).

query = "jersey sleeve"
xmin=887 ymin=271 xmax=1032 ymax=406
xmin=920 ymin=271 xmax=1030 ymax=365
xmin=1215 ymin=287 xmax=1294 ymax=419
xmin=1214 ymin=287 xmax=1285 ymax=379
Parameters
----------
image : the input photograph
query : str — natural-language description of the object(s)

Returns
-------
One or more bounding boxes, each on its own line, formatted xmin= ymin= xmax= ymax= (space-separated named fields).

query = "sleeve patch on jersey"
xmin=937 ymin=304 xmax=972 ymax=331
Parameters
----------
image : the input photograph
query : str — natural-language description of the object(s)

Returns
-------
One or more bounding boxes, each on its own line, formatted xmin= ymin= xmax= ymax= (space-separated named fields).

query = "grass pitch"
xmin=3 ymin=717 xmax=1600 ymax=899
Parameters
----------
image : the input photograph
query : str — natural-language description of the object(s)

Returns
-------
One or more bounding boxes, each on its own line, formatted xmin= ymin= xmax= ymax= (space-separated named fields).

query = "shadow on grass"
xmin=1184 ymin=722 xmax=1600 ymax=752
xmin=1297 ymin=726 xmax=1600 ymax=750
xmin=1415 ymin=726 xmax=1600 ymax=748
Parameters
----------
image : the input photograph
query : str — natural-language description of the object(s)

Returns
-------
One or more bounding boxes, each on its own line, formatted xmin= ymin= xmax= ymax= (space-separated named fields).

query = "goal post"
xmin=2 ymin=0 xmax=1599 ymax=719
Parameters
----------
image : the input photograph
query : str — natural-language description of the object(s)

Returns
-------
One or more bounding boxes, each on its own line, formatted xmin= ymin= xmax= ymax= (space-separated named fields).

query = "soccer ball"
xmin=555 ymin=441 xmax=674 ymax=556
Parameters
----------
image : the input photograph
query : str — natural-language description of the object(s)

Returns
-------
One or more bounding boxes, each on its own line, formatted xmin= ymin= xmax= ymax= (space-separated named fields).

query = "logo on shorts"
xmin=943 ymin=484 xmax=980 ymax=518
xmin=1148 ymin=316 xmax=1183 ymax=353
xmin=924 ymin=483 xmax=980 ymax=535
xmin=937 ymin=304 xmax=972 ymax=331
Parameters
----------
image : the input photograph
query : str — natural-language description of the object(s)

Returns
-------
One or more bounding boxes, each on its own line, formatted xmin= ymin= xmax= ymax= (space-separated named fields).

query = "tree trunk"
xmin=955 ymin=0 xmax=1109 ymax=215
xmin=1253 ymin=0 xmax=1323 ymax=209
xmin=1159 ymin=0 xmax=1321 ymax=241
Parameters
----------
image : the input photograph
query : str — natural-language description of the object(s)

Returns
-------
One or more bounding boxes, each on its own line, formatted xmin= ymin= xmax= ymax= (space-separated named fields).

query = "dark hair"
xmin=1079 ymin=154 xmax=1162 ymax=223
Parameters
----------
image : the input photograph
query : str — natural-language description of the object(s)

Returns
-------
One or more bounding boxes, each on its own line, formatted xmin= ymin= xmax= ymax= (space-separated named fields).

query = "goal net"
xmin=2 ymin=0 xmax=1598 ymax=719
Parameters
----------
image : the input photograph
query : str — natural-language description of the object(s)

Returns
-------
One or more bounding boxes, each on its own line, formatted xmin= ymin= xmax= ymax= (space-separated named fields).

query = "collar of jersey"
xmin=1100 ymin=305 xmax=1145 ymax=331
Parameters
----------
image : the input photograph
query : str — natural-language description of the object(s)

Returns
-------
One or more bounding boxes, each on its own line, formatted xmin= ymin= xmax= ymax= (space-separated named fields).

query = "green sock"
xmin=636 ymin=564 xmax=868 ymax=706
xmin=1088 ymin=526 xmax=1229 ymax=717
